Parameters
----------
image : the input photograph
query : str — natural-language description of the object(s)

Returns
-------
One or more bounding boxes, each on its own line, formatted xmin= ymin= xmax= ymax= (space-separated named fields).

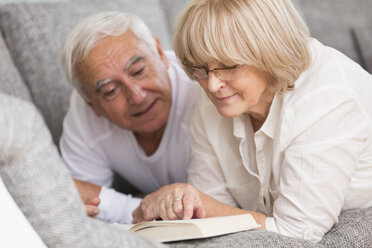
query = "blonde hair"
xmin=61 ymin=11 xmax=157 ymax=100
xmin=173 ymin=0 xmax=311 ymax=92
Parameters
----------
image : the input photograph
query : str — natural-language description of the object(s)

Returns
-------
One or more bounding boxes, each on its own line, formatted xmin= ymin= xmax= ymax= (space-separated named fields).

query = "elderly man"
xmin=59 ymin=11 xmax=197 ymax=224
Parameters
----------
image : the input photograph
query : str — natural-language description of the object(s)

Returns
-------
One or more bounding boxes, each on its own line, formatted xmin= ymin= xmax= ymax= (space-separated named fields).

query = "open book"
xmin=124 ymin=214 xmax=259 ymax=242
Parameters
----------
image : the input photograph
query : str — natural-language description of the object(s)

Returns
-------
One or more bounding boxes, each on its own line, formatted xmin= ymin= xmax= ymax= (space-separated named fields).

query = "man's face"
xmin=75 ymin=31 xmax=172 ymax=135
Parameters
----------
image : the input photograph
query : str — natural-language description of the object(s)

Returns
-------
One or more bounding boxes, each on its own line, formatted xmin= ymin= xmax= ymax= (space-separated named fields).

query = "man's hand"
xmin=132 ymin=183 xmax=206 ymax=224
xmin=73 ymin=179 xmax=102 ymax=218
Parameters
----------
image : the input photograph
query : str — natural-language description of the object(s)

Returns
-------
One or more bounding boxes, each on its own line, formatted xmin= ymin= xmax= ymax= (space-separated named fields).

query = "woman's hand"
xmin=132 ymin=183 xmax=206 ymax=224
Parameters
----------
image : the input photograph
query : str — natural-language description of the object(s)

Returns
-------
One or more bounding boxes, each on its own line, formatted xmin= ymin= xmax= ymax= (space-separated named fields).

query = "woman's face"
xmin=197 ymin=62 xmax=272 ymax=118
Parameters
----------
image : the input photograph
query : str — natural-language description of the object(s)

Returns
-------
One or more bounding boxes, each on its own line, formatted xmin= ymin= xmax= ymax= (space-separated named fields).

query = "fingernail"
xmin=94 ymin=208 xmax=100 ymax=214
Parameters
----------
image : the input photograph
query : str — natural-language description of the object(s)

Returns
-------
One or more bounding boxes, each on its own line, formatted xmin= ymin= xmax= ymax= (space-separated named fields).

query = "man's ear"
xmin=84 ymin=100 xmax=102 ymax=117
xmin=153 ymin=35 xmax=169 ymax=69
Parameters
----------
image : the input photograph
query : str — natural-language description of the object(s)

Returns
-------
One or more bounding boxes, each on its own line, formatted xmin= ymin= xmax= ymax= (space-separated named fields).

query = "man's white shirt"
xmin=60 ymin=51 xmax=198 ymax=224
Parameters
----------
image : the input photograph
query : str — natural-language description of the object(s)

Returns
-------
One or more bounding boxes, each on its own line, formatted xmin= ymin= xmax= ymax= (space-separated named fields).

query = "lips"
xmin=132 ymin=99 xmax=157 ymax=117
xmin=215 ymin=93 xmax=238 ymax=101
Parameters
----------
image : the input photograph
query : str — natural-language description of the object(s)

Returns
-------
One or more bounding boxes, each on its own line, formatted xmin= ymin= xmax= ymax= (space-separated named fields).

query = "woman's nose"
xmin=207 ymin=73 xmax=226 ymax=93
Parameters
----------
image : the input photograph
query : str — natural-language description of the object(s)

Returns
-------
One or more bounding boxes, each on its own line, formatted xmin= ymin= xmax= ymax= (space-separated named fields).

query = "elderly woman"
xmin=132 ymin=0 xmax=372 ymax=242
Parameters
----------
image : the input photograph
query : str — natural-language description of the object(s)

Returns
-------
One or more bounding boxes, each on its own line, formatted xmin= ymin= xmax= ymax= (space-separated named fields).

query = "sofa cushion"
xmin=0 ymin=33 xmax=32 ymax=101
xmin=0 ymin=0 xmax=170 ymax=144
xmin=295 ymin=0 xmax=372 ymax=65
xmin=168 ymin=208 xmax=372 ymax=248
xmin=158 ymin=0 xmax=189 ymax=35
xmin=354 ymin=25 xmax=372 ymax=73
xmin=0 ymin=92 xmax=161 ymax=248
xmin=319 ymin=207 xmax=372 ymax=247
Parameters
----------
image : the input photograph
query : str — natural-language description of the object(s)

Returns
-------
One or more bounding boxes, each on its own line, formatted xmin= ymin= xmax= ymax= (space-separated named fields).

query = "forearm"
xmin=199 ymin=191 xmax=266 ymax=229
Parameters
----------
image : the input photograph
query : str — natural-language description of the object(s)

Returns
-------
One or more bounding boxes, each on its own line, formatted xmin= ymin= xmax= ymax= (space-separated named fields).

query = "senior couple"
xmin=57 ymin=0 xmax=372 ymax=243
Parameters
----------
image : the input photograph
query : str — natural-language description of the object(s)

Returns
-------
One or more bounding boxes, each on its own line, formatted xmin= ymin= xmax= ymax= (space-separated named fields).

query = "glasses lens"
xmin=218 ymin=67 xmax=239 ymax=81
xmin=185 ymin=65 xmax=207 ymax=80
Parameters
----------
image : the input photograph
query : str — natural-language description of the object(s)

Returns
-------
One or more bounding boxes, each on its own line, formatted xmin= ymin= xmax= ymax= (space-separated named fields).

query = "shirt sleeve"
xmin=267 ymin=89 xmax=370 ymax=242
xmin=59 ymin=98 xmax=113 ymax=186
xmin=188 ymin=97 xmax=238 ymax=207
xmin=98 ymin=187 xmax=142 ymax=224
xmin=60 ymin=92 xmax=140 ymax=224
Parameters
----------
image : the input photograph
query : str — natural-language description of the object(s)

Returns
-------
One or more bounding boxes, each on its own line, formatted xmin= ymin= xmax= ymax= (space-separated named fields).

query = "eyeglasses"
xmin=182 ymin=62 xmax=244 ymax=81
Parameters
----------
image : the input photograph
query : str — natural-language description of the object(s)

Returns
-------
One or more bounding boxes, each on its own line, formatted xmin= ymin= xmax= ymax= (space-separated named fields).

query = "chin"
xmin=218 ymin=108 xmax=243 ymax=118
xmin=138 ymin=116 xmax=168 ymax=134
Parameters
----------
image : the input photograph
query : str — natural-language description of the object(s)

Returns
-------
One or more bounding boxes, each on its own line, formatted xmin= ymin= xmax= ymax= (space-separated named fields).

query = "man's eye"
xmin=102 ymin=86 xmax=120 ymax=99
xmin=131 ymin=67 xmax=145 ymax=77
xmin=104 ymin=88 xmax=117 ymax=96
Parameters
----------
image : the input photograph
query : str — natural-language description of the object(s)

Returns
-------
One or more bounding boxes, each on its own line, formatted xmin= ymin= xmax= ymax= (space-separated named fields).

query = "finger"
xmin=193 ymin=198 xmax=206 ymax=219
xmin=141 ymin=196 xmax=162 ymax=222
xmin=170 ymin=187 xmax=184 ymax=219
xmin=85 ymin=204 xmax=100 ymax=217
xmin=159 ymin=199 xmax=169 ymax=220
xmin=132 ymin=208 xmax=142 ymax=224
xmin=166 ymin=203 xmax=179 ymax=220
xmin=167 ymin=197 xmax=183 ymax=220
xmin=182 ymin=192 xmax=197 ymax=220
xmin=86 ymin=197 xmax=100 ymax=206
xmin=172 ymin=198 xmax=184 ymax=219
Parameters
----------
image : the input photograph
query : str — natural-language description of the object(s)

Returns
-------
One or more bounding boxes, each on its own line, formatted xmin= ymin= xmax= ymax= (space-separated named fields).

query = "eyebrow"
xmin=95 ymin=78 xmax=112 ymax=93
xmin=125 ymin=55 xmax=145 ymax=70
xmin=94 ymin=55 xmax=146 ymax=93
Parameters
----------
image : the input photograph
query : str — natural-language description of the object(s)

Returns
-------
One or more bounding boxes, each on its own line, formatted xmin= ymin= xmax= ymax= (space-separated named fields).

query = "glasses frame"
xmin=182 ymin=62 xmax=243 ymax=81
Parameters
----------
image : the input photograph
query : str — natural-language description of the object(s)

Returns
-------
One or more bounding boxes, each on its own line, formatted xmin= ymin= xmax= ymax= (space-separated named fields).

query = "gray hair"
xmin=60 ymin=11 xmax=157 ymax=100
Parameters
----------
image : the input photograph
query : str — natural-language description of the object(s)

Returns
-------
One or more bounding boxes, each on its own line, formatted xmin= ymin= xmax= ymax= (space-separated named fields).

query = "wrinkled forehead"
xmin=79 ymin=31 xmax=152 ymax=65
xmin=77 ymin=34 xmax=152 ymax=72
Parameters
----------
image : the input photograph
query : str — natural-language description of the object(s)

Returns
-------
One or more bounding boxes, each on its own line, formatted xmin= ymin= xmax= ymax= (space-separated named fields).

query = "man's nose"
xmin=207 ymin=73 xmax=226 ymax=93
xmin=125 ymin=84 xmax=147 ymax=105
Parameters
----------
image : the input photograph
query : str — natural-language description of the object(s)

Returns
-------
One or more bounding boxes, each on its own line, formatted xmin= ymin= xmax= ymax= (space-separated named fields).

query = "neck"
xmin=134 ymin=125 xmax=166 ymax=156
xmin=249 ymin=89 xmax=275 ymax=132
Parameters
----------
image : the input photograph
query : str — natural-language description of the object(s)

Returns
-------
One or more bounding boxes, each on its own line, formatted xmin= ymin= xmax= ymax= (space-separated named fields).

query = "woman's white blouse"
xmin=188 ymin=39 xmax=372 ymax=242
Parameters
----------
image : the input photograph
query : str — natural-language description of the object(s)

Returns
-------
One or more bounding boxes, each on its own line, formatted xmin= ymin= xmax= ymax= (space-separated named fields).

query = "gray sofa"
xmin=0 ymin=0 xmax=372 ymax=247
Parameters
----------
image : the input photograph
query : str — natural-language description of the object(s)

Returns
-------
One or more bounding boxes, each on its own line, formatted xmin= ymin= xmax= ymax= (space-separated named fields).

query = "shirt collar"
xmin=260 ymin=92 xmax=282 ymax=139
xmin=233 ymin=115 xmax=246 ymax=139
xmin=232 ymin=92 xmax=282 ymax=140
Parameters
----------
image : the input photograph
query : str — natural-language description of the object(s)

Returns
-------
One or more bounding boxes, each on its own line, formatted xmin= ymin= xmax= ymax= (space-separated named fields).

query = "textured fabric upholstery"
xmin=0 ymin=33 xmax=31 ymax=101
xmin=295 ymin=0 xmax=372 ymax=67
xmin=168 ymin=231 xmax=318 ymax=248
xmin=354 ymin=25 xmax=372 ymax=73
xmin=0 ymin=0 xmax=170 ymax=144
xmin=158 ymin=0 xmax=189 ymax=36
xmin=319 ymin=207 xmax=372 ymax=247
xmin=0 ymin=92 xmax=163 ymax=248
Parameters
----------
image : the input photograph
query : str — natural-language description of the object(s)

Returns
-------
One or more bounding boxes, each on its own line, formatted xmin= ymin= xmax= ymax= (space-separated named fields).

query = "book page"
xmin=128 ymin=214 xmax=259 ymax=242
